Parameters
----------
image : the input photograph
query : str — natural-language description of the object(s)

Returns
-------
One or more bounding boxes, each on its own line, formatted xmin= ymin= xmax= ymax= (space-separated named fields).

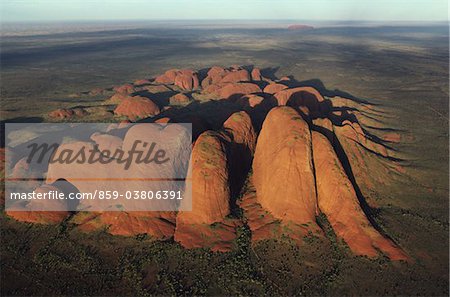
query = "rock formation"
xmin=155 ymin=69 xmax=199 ymax=90
xmin=177 ymin=131 xmax=231 ymax=225
xmin=169 ymin=93 xmax=191 ymax=105
xmin=288 ymin=24 xmax=314 ymax=30
xmin=263 ymin=83 xmax=288 ymax=94
xmin=114 ymin=96 xmax=160 ymax=120
xmin=5 ymin=65 xmax=410 ymax=260
xmin=113 ymin=83 xmax=135 ymax=94
xmin=134 ymin=79 xmax=151 ymax=86
xmin=174 ymin=71 xmax=200 ymax=91
xmin=223 ymin=111 xmax=257 ymax=198
xmin=251 ymin=67 xmax=262 ymax=81
xmin=252 ymin=106 xmax=321 ymax=233
xmin=236 ymin=94 xmax=265 ymax=108
xmin=72 ymin=211 xmax=176 ymax=239
xmin=221 ymin=69 xmax=250 ymax=83
xmin=312 ymin=131 xmax=408 ymax=260
xmin=174 ymin=130 xmax=239 ymax=251
xmin=217 ymin=82 xmax=261 ymax=100
xmin=273 ymin=86 xmax=329 ymax=117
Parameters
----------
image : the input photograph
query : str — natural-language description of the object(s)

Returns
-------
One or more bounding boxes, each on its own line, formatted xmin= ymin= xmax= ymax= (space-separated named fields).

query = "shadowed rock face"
xmin=274 ymin=86 xmax=329 ymax=117
xmin=6 ymin=65 xmax=409 ymax=259
xmin=223 ymin=111 xmax=257 ymax=200
xmin=223 ymin=111 xmax=256 ymax=156
xmin=312 ymin=132 xmax=408 ymax=260
xmin=174 ymin=130 xmax=240 ymax=251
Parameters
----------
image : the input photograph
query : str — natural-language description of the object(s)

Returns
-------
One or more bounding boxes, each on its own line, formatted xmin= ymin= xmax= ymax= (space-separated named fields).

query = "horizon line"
xmin=2 ymin=19 xmax=448 ymax=24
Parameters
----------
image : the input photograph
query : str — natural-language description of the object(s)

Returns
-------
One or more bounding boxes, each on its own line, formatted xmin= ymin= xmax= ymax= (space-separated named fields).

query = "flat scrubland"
xmin=1 ymin=22 xmax=448 ymax=296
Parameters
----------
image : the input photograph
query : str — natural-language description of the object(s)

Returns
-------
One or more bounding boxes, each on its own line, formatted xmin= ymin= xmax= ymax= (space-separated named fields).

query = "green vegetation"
xmin=1 ymin=210 xmax=447 ymax=296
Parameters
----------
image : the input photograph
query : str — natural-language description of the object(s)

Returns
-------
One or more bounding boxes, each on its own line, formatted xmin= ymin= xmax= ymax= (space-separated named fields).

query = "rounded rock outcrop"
xmin=177 ymin=131 xmax=231 ymax=225
xmin=252 ymin=106 xmax=319 ymax=229
xmin=218 ymin=82 xmax=261 ymax=100
xmin=114 ymin=96 xmax=160 ymax=120
xmin=311 ymin=131 xmax=408 ymax=260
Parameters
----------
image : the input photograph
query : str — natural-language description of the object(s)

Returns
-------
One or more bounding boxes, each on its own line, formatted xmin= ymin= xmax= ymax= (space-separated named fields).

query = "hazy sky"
xmin=1 ymin=0 xmax=448 ymax=22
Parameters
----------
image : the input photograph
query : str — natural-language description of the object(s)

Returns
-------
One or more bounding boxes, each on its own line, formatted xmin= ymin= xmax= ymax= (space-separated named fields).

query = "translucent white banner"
xmin=5 ymin=123 xmax=192 ymax=211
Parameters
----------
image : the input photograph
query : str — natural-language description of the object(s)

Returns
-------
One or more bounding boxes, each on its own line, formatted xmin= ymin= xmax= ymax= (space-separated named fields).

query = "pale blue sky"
xmin=1 ymin=0 xmax=448 ymax=22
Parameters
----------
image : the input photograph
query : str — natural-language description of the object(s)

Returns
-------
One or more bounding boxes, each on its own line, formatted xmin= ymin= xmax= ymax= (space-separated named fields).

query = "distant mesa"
xmin=7 ymin=65 xmax=409 ymax=261
xmin=288 ymin=24 xmax=314 ymax=30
